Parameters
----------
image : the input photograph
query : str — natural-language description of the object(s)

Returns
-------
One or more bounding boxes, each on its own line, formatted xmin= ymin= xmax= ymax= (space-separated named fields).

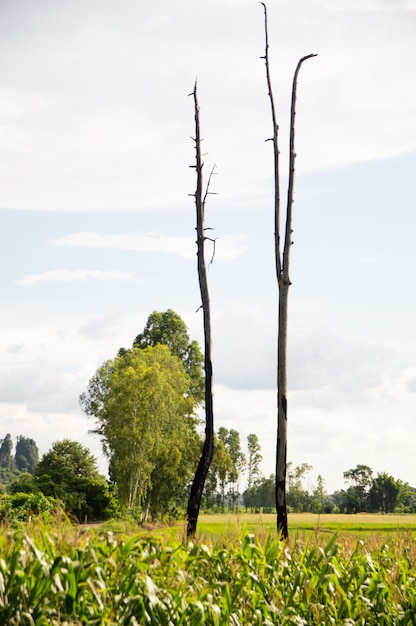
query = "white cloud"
xmin=317 ymin=0 xmax=416 ymax=10
xmin=289 ymin=308 xmax=396 ymax=403
xmin=0 ymin=312 xmax=140 ymax=373
xmin=14 ymin=269 xmax=136 ymax=287
xmin=211 ymin=302 xmax=397 ymax=401
xmin=50 ymin=231 xmax=247 ymax=260
xmin=0 ymin=403 xmax=107 ymax=475
xmin=7 ymin=343 xmax=24 ymax=354
xmin=1 ymin=0 xmax=415 ymax=213
xmin=213 ymin=303 xmax=277 ymax=389
xmin=78 ymin=313 xmax=129 ymax=342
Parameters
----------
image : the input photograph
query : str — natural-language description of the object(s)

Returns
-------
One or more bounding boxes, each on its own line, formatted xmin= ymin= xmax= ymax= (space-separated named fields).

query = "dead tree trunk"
xmin=261 ymin=2 xmax=316 ymax=539
xmin=186 ymin=82 xmax=215 ymax=537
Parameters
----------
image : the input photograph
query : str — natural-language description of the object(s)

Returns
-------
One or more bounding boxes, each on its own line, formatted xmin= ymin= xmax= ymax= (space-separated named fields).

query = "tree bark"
xmin=186 ymin=82 xmax=215 ymax=537
xmin=261 ymin=2 xmax=316 ymax=539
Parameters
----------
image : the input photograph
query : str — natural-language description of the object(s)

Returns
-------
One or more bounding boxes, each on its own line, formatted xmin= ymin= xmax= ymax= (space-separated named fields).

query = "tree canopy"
xmin=133 ymin=309 xmax=204 ymax=404
xmin=80 ymin=343 xmax=200 ymax=518
xmin=36 ymin=439 xmax=100 ymax=480
xmin=35 ymin=439 xmax=111 ymax=521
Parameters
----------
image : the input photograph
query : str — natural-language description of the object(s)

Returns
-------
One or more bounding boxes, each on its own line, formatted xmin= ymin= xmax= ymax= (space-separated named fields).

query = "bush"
xmin=0 ymin=491 xmax=57 ymax=522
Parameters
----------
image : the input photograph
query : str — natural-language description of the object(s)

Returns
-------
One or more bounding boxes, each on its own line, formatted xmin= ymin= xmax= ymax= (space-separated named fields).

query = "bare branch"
xmin=261 ymin=1 xmax=281 ymax=279
xmin=282 ymin=53 xmax=317 ymax=283
xmin=204 ymin=236 xmax=218 ymax=266
xmin=203 ymin=165 xmax=217 ymax=210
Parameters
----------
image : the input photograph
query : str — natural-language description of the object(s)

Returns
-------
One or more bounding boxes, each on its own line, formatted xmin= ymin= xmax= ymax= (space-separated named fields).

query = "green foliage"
xmin=247 ymin=433 xmax=262 ymax=489
xmin=36 ymin=439 xmax=100 ymax=480
xmin=244 ymin=474 xmax=275 ymax=513
xmin=286 ymin=463 xmax=313 ymax=513
xmin=0 ymin=527 xmax=415 ymax=624
xmin=204 ymin=434 xmax=234 ymax=512
xmin=369 ymin=472 xmax=401 ymax=513
xmin=133 ymin=308 xmax=205 ymax=404
xmin=35 ymin=440 xmax=111 ymax=521
xmin=81 ymin=344 xmax=200 ymax=518
xmin=310 ymin=474 xmax=327 ymax=514
xmin=343 ymin=464 xmax=373 ymax=512
xmin=216 ymin=427 xmax=246 ymax=512
xmin=204 ymin=428 xmax=247 ymax=513
xmin=334 ymin=465 xmax=416 ymax=514
xmin=0 ymin=491 xmax=56 ymax=522
xmin=8 ymin=473 xmax=39 ymax=495
xmin=0 ymin=467 xmax=20 ymax=489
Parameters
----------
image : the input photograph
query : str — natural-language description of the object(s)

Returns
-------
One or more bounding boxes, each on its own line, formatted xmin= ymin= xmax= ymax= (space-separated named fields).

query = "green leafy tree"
xmin=247 ymin=434 xmax=262 ymax=489
xmin=80 ymin=344 xmax=199 ymax=518
xmin=343 ymin=464 xmax=373 ymax=513
xmin=369 ymin=472 xmax=401 ymax=513
xmin=35 ymin=439 xmax=111 ymax=520
xmin=217 ymin=427 xmax=246 ymax=512
xmin=395 ymin=483 xmax=416 ymax=513
xmin=14 ymin=436 xmax=39 ymax=474
xmin=310 ymin=474 xmax=326 ymax=514
xmin=204 ymin=434 xmax=234 ymax=513
xmin=8 ymin=472 xmax=39 ymax=495
xmin=243 ymin=474 xmax=275 ymax=512
xmin=147 ymin=421 xmax=200 ymax=519
xmin=37 ymin=439 xmax=100 ymax=480
xmin=286 ymin=463 xmax=312 ymax=512
xmin=226 ymin=429 xmax=246 ymax=511
xmin=133 ymin=309 xmax=204 ymax=404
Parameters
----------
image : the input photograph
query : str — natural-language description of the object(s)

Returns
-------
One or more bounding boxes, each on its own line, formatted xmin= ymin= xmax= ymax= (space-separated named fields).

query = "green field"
xmin=194 ymin=512 xmax=416 ymax=538
xmin=1 ymin=516 xmax=415 ymax=624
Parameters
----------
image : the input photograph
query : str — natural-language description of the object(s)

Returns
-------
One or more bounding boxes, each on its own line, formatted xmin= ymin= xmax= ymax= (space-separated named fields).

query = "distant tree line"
xmin=0 ymin=436 xmax=115 ymax=523
xmin=1 ymin=429 xmax=415 ymax=523
xmin=1 ymin=311 xmax=415 ymax=524
xmin=243 ymin=462 xmax=416 ymax=515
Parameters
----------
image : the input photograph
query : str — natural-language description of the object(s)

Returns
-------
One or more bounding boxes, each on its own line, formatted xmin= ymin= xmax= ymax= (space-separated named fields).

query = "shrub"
xmin=0 ymin=492 xmax=56 ymax=523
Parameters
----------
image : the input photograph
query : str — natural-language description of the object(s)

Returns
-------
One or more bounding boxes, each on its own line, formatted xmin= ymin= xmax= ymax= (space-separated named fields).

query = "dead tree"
xmin=261 ymin=2 xmax=316 ymax=539
xmin=186 ymin=82 xmax=215 ymax=537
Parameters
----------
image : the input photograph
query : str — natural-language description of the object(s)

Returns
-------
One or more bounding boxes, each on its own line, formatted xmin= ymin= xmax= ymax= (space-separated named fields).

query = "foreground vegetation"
xmin=0 ymin=517 xmax=415 ymax=624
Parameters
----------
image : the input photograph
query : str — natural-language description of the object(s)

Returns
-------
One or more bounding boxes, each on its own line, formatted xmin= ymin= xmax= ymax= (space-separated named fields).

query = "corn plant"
xmin=0 ymin=525 xmax=415 ymax=624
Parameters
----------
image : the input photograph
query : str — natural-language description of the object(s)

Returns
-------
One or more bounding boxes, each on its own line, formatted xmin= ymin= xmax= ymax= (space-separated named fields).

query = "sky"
xmin=1 ymin=0 xmax=416 ymax=495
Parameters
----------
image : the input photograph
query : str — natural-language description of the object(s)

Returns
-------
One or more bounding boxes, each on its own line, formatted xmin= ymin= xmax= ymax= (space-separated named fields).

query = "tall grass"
xmin=0 ymin=522 xmax=415 ymax=624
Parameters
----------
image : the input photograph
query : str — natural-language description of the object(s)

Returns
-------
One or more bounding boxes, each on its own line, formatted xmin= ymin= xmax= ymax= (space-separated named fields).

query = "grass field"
xmin=98 ymin=512 xmax=416 ymax=548
xmin=195 ymin=512 xmax=416 ymax=536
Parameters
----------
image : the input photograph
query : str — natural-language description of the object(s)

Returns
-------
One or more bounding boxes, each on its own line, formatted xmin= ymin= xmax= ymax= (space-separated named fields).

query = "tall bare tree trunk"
xmin=186 ymin=82 xmax=215 ymax=537
xmin=261 ymin=2 xmax=316 ymax=539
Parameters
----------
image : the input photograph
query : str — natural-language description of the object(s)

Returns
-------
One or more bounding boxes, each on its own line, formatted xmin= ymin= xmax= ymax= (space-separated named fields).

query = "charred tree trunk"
xmin=261 ymin=2 xmax=316 ymax=539
xmin=186 ymin=82 xmax=215 ymax=537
